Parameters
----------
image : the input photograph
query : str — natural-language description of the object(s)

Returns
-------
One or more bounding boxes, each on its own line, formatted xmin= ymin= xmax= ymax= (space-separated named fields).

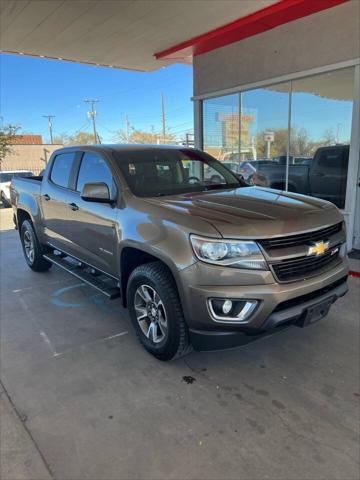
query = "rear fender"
xmin=14 ymin=190 xmax=44 ymax=240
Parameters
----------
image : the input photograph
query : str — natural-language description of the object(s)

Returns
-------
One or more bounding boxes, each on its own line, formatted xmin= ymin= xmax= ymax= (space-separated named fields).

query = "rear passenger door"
xmin=65 ymin=151 xmax=119 ymax=276
xmin=41 ymin=151 xmax=78 ymax=252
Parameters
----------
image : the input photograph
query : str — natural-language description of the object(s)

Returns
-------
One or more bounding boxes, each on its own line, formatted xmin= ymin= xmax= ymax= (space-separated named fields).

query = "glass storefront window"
xmin=290 ymin=68 xmax=354 ymax=208
xmin=203 ymin=93 xmax=240 ymax=164
xmin=202 ymin=67 xmax=355 ymax=209
xmin=240 ymin=83 xmax=290 ymax=184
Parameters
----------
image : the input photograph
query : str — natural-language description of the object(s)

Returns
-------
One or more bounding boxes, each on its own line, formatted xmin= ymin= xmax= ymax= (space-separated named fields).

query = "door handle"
xmin=43 ymin=194 xmax=51 ymax=201
xmin=69 ymin=202 xmax=79 ymax=211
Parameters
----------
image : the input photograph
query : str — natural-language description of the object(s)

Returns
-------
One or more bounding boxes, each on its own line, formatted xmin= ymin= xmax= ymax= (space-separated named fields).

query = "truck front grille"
xmin=259 ymin=222 xmax=342 ymax=250
xmin=271 ymin=248 xmax=341 ymax=282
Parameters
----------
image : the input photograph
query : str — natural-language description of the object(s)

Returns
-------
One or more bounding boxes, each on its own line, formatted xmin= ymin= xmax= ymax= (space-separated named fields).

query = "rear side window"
xmin=76 ymin=152 xmax=116 ymax=197
xmin=50 ymin=153 xmax=76 ymax=188
xmin=317 ymin=150 xmax=342 ymax=168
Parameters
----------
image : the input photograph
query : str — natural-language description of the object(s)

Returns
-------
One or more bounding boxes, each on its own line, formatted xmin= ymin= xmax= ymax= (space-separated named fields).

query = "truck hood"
xmin=145 ymin=186 xmax=342 ymax=238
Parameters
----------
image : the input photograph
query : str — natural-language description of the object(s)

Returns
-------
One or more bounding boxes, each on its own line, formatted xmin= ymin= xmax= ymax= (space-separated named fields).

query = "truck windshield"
xmin=115 ymin=149 xmax=244 ymax=197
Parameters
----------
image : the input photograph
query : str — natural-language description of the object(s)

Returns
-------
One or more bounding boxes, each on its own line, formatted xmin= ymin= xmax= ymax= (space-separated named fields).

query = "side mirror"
xmin=81 ymin=182 xmax=115 ymax=204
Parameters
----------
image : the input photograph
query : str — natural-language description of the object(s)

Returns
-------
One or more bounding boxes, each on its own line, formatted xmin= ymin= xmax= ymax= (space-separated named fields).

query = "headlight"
xmin=190 ymin=235 xmax=268 ymax=270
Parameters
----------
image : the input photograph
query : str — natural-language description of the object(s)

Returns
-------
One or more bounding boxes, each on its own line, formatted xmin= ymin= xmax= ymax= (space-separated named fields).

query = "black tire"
xmin=127 ymin=261 xmax=192 ymax=361
xmin=20 ymin=220 xmax=52 ymax=272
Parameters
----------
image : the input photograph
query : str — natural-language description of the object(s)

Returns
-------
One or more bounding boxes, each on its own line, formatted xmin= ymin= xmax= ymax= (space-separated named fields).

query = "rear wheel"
xmin=127 ymin=261 xmax=192 ymax=361
xmin=20 ymin=220 xmax=52 ymax=272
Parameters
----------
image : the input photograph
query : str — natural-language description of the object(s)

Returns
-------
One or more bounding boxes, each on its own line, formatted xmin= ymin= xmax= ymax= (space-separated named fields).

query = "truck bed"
xmin=10 ymin=176 xmax=43 ymax=214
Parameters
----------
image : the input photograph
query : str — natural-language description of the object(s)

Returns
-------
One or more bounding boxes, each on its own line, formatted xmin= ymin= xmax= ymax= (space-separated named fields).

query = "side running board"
xmin=43 ymin=253 xmax=121 ymax=299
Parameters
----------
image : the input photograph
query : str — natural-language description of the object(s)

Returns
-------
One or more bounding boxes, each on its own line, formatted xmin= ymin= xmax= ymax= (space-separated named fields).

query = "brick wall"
xmin=9 ymin=135 xmax=43 ymax=145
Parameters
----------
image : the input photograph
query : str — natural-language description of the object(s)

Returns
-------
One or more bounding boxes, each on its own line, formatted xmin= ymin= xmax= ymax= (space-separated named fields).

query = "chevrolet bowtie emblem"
xmin=307 ymin=240 xmax=329 ymax=256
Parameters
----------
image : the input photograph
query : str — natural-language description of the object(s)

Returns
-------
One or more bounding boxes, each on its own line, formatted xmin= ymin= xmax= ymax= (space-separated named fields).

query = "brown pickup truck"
xmin=11 ymin=145 xmax=348 ymax=360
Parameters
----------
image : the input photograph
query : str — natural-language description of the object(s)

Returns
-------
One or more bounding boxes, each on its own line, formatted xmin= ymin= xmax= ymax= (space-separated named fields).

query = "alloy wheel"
xmin=23 ymin=229 xmax=35 ymax=263
xmin=134 ymin=284 xmax=168 ymax=343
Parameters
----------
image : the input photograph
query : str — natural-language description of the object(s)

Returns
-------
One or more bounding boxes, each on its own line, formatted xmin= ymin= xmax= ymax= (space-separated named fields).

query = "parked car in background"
xmin=223 ymin=160 xmax=270 ymax=184
xmin=255 ymin=145 xmax=349 ymax=209
xmin=238 ymin=160 xmax=272 ymax=184
xmin=11 ymin=145 xmax=348 ymax=360
xmin=223 ymin=161 xmax=242 ymax=174
xmin=0 ymin=170 xmax=33 ymax=207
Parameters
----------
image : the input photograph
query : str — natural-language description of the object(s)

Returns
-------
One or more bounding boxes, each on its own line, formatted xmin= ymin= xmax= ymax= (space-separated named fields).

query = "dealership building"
xmin=2 ymin=0 xmax=359 ymax=249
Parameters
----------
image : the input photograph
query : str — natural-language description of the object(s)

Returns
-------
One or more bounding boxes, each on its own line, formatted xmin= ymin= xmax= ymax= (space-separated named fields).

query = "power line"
xmin=42 ymin=115 xmax=55 ymax=144
xmin=169 ymin=120 xmax=194 ymax=130
xmin=84 ymin=99 xmax=99 ymax=143
xmin=73 ymin=119 xmax=93 ymax=136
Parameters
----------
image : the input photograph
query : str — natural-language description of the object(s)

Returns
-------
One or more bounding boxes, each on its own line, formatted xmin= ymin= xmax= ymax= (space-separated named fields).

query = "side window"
xmin=316 ymin=149 xmax=346 ymax=170
xmin=76 ymin=152 xmax=116 ymax=197
xmin=50 ymin=153 xmax=76 ymax=188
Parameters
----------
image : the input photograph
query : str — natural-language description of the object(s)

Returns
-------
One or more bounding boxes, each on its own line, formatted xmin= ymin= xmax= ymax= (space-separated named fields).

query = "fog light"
xmin=222 ymin=299 xmax=233 ymax=314
xmin=209 ymin=298 xmax=258 ymax=323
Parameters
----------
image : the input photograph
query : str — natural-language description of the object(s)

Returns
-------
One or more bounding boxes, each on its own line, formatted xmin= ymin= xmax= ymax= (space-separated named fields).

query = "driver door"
xmin=65 ymin=151 xmax=119 ymax=276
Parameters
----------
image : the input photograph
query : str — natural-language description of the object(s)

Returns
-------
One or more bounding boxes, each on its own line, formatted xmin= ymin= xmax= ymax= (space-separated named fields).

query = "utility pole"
xmin=125 ymin=113 xmax=130 ymax=143
xmin=42 ymin=115 xmax=55 ymax=144
xmin=84 ymin=99 xmax=99 ymax=144
xmin=161 ymin=92 xmax=166 ymax=144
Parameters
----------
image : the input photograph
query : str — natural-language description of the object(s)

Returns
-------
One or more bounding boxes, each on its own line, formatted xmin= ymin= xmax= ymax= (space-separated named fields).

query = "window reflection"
xmin=240 ymin=83 xmax=290 ymax=185
xmin=202 ymin=67 xmax=354 ymax=209
xmin=290 ymin=68 xmax=353 ymax=208
xmin=203 ymin=93 xmax=240 ymax=165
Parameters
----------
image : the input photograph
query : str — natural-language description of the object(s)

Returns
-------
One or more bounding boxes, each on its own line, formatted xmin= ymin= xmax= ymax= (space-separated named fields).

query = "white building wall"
xmin=193 ymin=1 xmax=360 ymax=98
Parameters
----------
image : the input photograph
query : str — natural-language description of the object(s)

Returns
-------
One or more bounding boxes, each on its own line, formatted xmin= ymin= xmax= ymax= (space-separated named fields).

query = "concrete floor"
xmin=0 ymin=208 xmax=359 ymax=480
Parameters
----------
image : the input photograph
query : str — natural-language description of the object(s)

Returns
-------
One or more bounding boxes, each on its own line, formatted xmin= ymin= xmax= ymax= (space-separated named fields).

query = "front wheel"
xmin=127 ymin=262 xmax=192 ymax=361
xmin=20 ymin=220 xmax=52 ymax=272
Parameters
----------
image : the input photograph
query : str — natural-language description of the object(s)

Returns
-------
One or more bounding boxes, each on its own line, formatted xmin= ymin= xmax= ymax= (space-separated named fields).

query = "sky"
xmin=1 ymin=53 xmax=353 ymax=148
xmin=0 ymin=53 xmax=194 ymax=143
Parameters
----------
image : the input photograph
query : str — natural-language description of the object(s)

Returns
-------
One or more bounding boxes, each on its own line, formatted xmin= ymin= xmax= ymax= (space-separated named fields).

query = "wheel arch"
xmin=120 ymin=244 xmax=181 ymax=308
xmin=17 ymin=208 xmax=33 ymax=230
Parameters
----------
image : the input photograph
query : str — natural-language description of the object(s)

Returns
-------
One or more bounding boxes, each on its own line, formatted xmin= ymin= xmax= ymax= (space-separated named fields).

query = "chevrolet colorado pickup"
xmin=11 ymin=145 xmax=348 ymax=360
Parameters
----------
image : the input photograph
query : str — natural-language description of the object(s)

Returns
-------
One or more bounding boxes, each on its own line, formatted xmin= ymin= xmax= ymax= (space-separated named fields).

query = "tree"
xmin=113 ymin=123 xmax=177 ymax=145
xmin=321 ymin=128 xmax=336 ymax=146
xmin=52 ymin=133 xmax=69 ymax=145
xmin=53 ymin=131 xmax=97 ymax=146
xmin=290 ymin=127 xmax=313 ymax=156
xmin=255 ymin=128 xmax=288 ymax=158
xmin=0 ymin=124 xmax=21 ymax=166
xmin=254 ymin=127 xmax=318 ymax=159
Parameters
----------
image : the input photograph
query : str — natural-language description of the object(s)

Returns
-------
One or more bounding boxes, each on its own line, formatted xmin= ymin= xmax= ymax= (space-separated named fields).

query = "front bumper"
xmin=189 ymin=276 xmax=348 ymax=350
xmin=178 ymin=257 xmax=349 ymax=351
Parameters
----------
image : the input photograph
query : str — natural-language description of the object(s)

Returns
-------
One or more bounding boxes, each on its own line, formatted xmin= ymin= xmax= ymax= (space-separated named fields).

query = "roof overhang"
xmin=155 ymin=0 xmax=349 ymax=63
xmin=1 ymin=0 xmax=349 ymax=71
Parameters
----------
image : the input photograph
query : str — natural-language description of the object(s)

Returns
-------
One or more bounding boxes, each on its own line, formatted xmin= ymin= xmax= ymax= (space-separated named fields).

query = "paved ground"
xmin=0 ymin=208 xmax=359 ymax=480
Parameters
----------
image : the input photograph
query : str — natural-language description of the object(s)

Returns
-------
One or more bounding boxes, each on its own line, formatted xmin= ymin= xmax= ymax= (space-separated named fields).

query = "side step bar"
xmin=43 ymin=253 xmax=121 ymax=299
